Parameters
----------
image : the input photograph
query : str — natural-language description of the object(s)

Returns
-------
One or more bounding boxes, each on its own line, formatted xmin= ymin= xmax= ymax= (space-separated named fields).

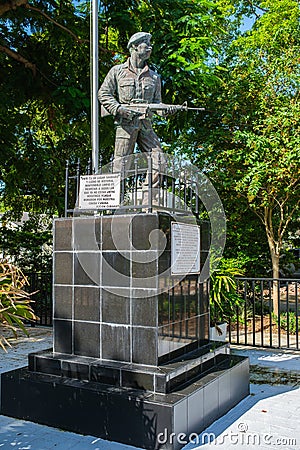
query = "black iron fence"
xmin=25 ymin=271 xmax=300 ymax=349
xmin=64 ymin=154 xmax=210 ymax=218
xmin=227 ymin=277 xmax=300 ymax=350
xmin=25 ymin=272 xmax=52 ymax=326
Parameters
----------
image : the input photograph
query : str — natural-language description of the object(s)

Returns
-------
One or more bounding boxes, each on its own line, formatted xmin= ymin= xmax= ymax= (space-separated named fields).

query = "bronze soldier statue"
xmin=98 ymin=32 xmax=167 ymax=173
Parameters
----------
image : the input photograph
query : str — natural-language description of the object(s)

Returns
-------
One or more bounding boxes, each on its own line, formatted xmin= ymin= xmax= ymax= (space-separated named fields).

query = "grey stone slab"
xmin=131 ymin=214 xmax=159 ymax=250
xmin=53 ymin=286 xmax=73 ymax=320
xmin=121 ymin=369 xmax=154 ymax=391
xmin=90 ymin=364 xmax=121 ymax=386
xmin=53 ymin=319 xmax=72 ymax=354
xmin=72 ymin=217 xmax=100 ymax=251
xmin=74 ymin=252 xmax=100 ymax=286
xmin=132 ymin=258 xmax=157 ymax=289
xmin=218 ymin=371 xmax=231 ymax=416
xmin=102 ymin=215 xmax=132 ymax=251
xmin=174 ymin=398 xmax=188 ymax=449
xmin=102 ymin=290 xmax=130 ymax=324
xmin=132 ymin=295 xmax=157 ymax=327
xmin=61 ymin=360 xmax=90 ymax=381
xmin=101 ymin=324 xmax=131 ymax=363
xmin=132 ymin=327 xmax=157 ymax=366
xmin=54 ymin=219 xmax=73 ymax=251
xmin=229 ymin=358 xmax=250 ymax=406
xmin=203 ymin=378 xmax=219 ymax=428
xmin=74 ymin=322 xmax=100 ymax=358
xmin=35 ymin=356 xmax=61 ymax=376
xmin=187 ymin=386 xmax=204 ymax=435
xmin=54 ymin=252 xmax=73 ymax=285
xmin=74 ymin=286 xmax=100 ymax=322
xmin=102 ymin=252 xmax=130 ymax=287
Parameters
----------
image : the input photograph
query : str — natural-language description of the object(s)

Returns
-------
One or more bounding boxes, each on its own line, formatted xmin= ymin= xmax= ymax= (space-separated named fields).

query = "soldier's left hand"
xmin=118 ymin=106 xmax=137 ymax=120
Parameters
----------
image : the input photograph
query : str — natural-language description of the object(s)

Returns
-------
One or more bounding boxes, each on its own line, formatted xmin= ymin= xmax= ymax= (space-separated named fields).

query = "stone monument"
xmin=0 ymin=32 xmax=249 ymax=450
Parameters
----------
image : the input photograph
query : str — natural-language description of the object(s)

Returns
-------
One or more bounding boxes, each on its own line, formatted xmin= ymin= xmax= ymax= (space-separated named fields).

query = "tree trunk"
xmin=268 ymin=241 xmax=280 ymax=317
xmin=263 ymin=207 xmax=281 ymax=317
xmin=272 ymin=252 xmax=280 ymax=318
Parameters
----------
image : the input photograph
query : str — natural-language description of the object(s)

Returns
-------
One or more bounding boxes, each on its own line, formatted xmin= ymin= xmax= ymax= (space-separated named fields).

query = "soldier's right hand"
xmin=117 ymin=106 xmax=136 ymax=120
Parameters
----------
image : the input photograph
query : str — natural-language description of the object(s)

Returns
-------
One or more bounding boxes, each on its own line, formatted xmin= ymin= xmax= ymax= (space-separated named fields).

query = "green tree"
xmin=227 ymin=0 xmax=300 ymax=283
xmin=0 ymin=1 xmax=116 ymax=215
xmin=0 ymin=212 xmax=52 ymax=273
xmin=187 ymin=0 xmax=300 ymax=312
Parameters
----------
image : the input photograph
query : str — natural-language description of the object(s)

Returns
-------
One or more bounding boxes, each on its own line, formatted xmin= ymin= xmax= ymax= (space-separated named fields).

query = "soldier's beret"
xmin=127 ymin=32 xmax=152 ymax=49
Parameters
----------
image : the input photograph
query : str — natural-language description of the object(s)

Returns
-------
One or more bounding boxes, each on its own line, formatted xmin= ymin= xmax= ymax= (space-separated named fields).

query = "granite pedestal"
xmin=0 ymin=212 xmax=249 ymax=450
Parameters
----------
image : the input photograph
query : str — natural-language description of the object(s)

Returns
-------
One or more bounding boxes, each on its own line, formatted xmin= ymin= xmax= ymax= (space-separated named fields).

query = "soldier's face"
xmin=135 ymin=40 xmax=152 ymax=60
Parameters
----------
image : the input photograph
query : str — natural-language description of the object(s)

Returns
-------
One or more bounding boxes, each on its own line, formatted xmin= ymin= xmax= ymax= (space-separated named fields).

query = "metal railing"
xmin=25 ymin=272 xmax=52 ymax=326
xmin=64 ymin=153 xmax=207 ymax=218
xmin=26 ymin=272 xmax=300 ymax=349
xmin=226 ymin=277 xmax=300 ymax=350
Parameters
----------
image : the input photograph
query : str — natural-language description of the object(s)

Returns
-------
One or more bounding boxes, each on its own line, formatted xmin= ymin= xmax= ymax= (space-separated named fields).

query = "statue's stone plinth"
xmin=51 ymin=213 xmax=210 ymax=365
xmin=0 ymin=212 xmax=249 ymax=450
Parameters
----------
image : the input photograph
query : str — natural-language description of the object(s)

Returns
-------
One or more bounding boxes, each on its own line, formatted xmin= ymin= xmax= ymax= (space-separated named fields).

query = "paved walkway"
xmin=0 ymin=328 xmax=299 ymax=449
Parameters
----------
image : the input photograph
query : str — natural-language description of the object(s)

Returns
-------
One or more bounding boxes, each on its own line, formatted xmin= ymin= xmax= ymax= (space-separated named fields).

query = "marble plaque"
xmin=79 ymin=174 xmax=121 ymax=209
xmin=171 ymin=222 xmax=200 ymax=275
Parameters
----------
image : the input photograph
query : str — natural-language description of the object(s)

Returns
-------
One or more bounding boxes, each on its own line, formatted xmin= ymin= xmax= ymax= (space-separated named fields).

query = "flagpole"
xmin=91 ymin=0 xmax=99 ymax=173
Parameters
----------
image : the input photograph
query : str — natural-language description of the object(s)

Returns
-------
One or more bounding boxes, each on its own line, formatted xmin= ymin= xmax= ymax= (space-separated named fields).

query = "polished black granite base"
xmin=0 ymin=354 xmax=249 ymax=450
xmin=28 ymin=341 xmax=230 ymax=394
xmin=0 ymin=213 xmax=250 ymax=449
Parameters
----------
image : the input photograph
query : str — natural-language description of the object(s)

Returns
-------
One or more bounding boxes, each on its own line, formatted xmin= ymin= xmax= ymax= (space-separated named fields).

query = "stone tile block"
xmin=132 ymin=327 xmax=157 ymax=366
xmin=53 ymin=286 xmax=72 ymax=320
xmin=72 ymin=217 xmax=100 ymax=251
xmin=53 ymin=319 xmax=72 ymax=354
xmin=74 ymin=322 xmax=100 ymax=358
xmin=101 ymin=324 xmax=130 ymax=362
xmin=54 ymin=219 xmax=72 ymax=251
xmin=74 ymin=252 xmax=100 ymax=286
xmin=131 ymin=214 xmax=160 ymax=250
xmin=102 ymin=252 xmax=130 ymax=287
xmin=132 ymin=295 xmax=157 ymax=327
xmin=74 ymin=286 xmax=100 ymax=322
xmin=102 ymin=216 xmax=132 ymax=251
xmin=102 ymin=290 xmax=130 ymax=324
xmin=54 ymin=253 xmax=73 ymax=285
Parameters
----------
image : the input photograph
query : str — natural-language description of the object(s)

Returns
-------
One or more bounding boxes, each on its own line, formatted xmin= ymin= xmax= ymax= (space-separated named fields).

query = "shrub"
xmin=275 ymin=312 xmax=300 ymax=335
xmin=0 ymin=261 xmax=38 ymax=350
xmin=210 ymin=258 xmax=245 ymax=325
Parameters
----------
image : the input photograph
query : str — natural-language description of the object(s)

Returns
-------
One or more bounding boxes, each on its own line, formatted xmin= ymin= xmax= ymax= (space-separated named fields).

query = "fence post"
xmin=64 ymin=160 xmax=69 ymax=218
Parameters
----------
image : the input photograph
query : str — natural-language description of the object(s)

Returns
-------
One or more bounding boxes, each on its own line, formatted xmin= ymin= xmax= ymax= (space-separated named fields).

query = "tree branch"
xmin=25 ymin=4 xmax=89 ymax=45
xmin=0 ymin=44 xmax=36 ymax=75
xmin=26 ymin=4 xmax=112 ymax=54
xmin=1 ymin=1 xmax=114 ymax=55
xmin=246 ymin=0 xmax=268 ymax=18
xmin=280 ymin=199 xmax=300 ymax=242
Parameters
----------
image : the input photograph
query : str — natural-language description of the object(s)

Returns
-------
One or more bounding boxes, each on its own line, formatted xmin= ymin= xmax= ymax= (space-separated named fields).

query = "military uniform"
xmin=98 ymin=57 xmax=163 ymax=167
